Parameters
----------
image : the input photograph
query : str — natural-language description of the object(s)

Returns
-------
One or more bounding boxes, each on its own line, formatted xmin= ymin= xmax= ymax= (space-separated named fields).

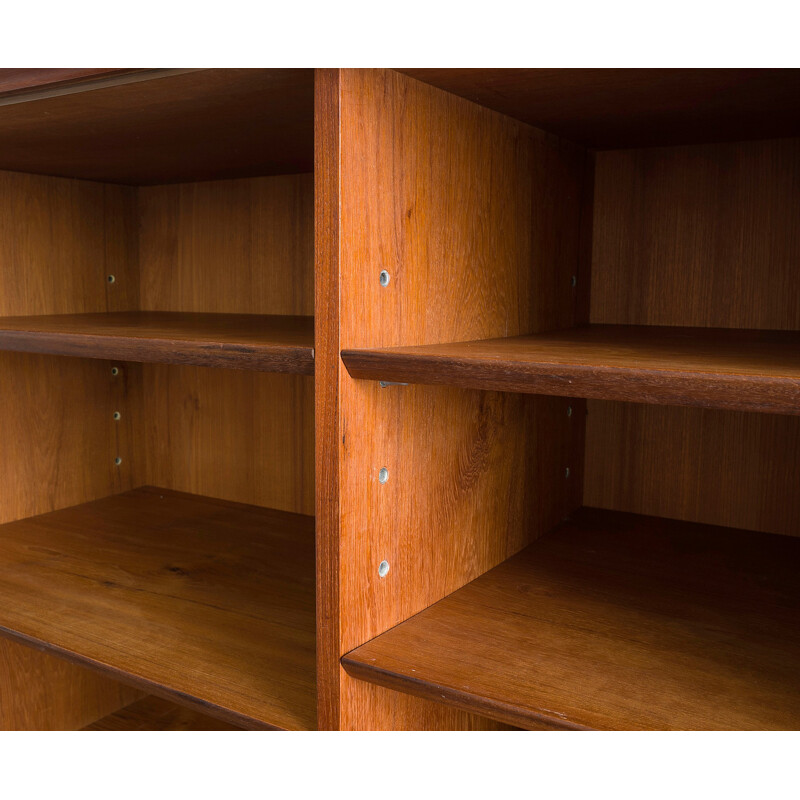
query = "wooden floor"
xmin=0 ymin=487 xmax=316 ymax=730
xmin=342 ymin=325 xmax=800 ymax=414
xmin=0 ymin=312 xmax=315 ymax=373
xmin=84 ymin=696 xmax=242 ymax=731
xmin=343 ymin=507 xmax=800 ymax=730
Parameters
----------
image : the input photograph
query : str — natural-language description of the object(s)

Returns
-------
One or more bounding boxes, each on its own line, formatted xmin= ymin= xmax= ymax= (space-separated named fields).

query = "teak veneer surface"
xmin=0 ymin=69 xmax=313 ymax=184
xmin=0 ymin=312 xmax=314 ymax=373
xmin=402 ymin=69 xmax=800 ymax=148
xmin=84 ymin=696 xmax=241 ymax=731
xmin=343 ymin=325 xmax=800 ymax=414
xmin=0 ymin=487 xmax=316 ymax=730
xmin=343 ymin=508 xmax=800 ymax=731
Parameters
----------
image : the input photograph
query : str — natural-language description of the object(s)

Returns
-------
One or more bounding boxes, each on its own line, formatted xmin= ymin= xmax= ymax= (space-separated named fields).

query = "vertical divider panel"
xmin=317 ymin=69 xmax=588 ymax=729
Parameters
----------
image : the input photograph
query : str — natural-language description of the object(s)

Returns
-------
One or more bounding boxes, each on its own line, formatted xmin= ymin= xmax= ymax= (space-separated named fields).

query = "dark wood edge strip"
xmin=0 ymin=331 xmax=315 ymax=374
xmin=314 ymin=68 xmax=342 ymax=730
xmin=0 ymin=69 xmax=201 ymax=107
xmin=341 ymin=351 xmax=800 ymax=415
xmin=0 ymin=627 xmax=283 ymax=731
xmin=340 ymin=655 xmax=591 ymax=731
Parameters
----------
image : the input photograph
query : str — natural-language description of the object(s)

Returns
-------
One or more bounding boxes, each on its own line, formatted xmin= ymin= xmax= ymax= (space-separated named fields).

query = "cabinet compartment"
xmin=334 ymin=71 xmax=800 ymax=729
xmin=0 ymin=69 xmax=315 ymax=729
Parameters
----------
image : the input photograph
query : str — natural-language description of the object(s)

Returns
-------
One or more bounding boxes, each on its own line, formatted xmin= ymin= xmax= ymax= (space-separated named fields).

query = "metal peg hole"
xmin=378 ymin=560 xmax=390 ymax=578
xmin=570 ymin=275 xmax=577 ymax=288
xmin=565 ymin=467 xmax=571 ymax=478
xmin=114 ymin=457 xmax=122 ymax=466
xmin=107 ymin=274 xmax=116 ymax=284
xmin=567 ymin=406 xmax=573 ymax=417
xmin=378 ymin=467 xmax=389 ymax=484
xmin=113 ymin=411 xmax=121 ymax=421
xmin=379 ymin=270 xmax=391 ymax=287
xmin=111 ymin=367 xmax=120 ymax=376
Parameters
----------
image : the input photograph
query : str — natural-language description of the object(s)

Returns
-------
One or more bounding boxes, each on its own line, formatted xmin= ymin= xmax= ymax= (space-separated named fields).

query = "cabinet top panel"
xmin=0 ymin=68 xmax=313 ymax=184
xmin=401 ymin=68 xmax=800 ymax=149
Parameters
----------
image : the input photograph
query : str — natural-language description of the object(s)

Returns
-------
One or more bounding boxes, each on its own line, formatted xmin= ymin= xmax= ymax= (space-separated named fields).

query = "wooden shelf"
xmin=343 ymin=508 xmax=800 ymax=731
xmin=0 ymin=487 xmax=316 ymax=730
xmin=342 ymin=325 xmax=800 ymax=414
xmin=0 ymin=311 xmax=314 ymax=373
xmin=84 ymin=696 xmax=242 ymax=731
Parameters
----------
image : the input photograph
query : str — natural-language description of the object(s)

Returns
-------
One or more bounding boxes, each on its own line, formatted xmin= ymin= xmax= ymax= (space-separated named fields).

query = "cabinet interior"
xmin=0 ymin=69 xmax=315 ymax=730
xmin=0 ymin=68 xmax=797 ymax=731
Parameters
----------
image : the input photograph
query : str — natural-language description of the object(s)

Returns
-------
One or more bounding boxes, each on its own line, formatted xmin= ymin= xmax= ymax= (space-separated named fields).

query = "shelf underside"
xmin=343 ymin=508 xmax=800 ymax=731
xmin=84 ymin=696 xmax=242 ymax=731
xmin=342 ymin=325 xmax=800 ymax=415
xmin=0 ymin=487 xmax=316 ymax=730
xmin=0 ymin=311 xmax=314 ymax=373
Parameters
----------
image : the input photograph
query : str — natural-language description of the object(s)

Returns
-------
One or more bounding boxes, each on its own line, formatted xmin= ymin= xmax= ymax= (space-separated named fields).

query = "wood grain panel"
xmin=317 ymin=69 xmax=587 ymax=729
xmin=0 ymin=487 xmax=316 ymax=730
xmin=590 ymin=138 xmax=800 ymax=330
xmin=344 ymin=508 xmax=800 ymax=730
xmin=0 ymin=170 xmax=137 ymax=316
xmin=139 ymin=173 xmax=313 ymax=315
xmin=584 ymin=401 xmax=800 ymax=537
xmin=0 ymin=638 xmax=143 ymax=730
xmin=402 ymin=69 xmax=800 ymax=149
xmin=143 ymin=365 xmax=314 ymax=515
xmin=0 ymin=69 xmax=314 ymax=184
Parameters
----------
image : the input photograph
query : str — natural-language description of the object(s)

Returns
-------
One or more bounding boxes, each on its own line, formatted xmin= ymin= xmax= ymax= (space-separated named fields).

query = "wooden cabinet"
xmin=0 ymin=68 xmax=797 ymax=730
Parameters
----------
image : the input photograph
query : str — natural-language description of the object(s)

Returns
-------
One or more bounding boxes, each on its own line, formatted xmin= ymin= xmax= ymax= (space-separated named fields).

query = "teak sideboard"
xmin=0 ymin=68 xmax=798 ymax=731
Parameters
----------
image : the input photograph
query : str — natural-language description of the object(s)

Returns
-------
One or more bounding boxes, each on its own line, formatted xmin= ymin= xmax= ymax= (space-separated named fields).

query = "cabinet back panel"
xmin=139 ymin=173 xmax=313 ymax=315
xmin=587 ymin=138 xmax=800 ymax=532
xmin=584 ymin=401 xmax=800 ymax=537
xmin=138 ymin=173 xmax=315 ymax=514
xmin=590 ymin=138 xmax=800 ymax=330
xmin=142 ymin=365 xmax=314 ymax=515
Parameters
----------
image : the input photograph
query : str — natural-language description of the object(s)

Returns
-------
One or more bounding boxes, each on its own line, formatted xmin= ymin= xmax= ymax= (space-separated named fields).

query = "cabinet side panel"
xmin=0 ymin=170 xmax=138 ymax=314
xmin=0 ymin=173 xmax=140 ymax=728
xmin=138 ymin=173 xmax=313 ymax=315
xmin=331 ymin=69 xmax=586 ymax=729
xmin=0 ymin=638 xmax=143 ymax=730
